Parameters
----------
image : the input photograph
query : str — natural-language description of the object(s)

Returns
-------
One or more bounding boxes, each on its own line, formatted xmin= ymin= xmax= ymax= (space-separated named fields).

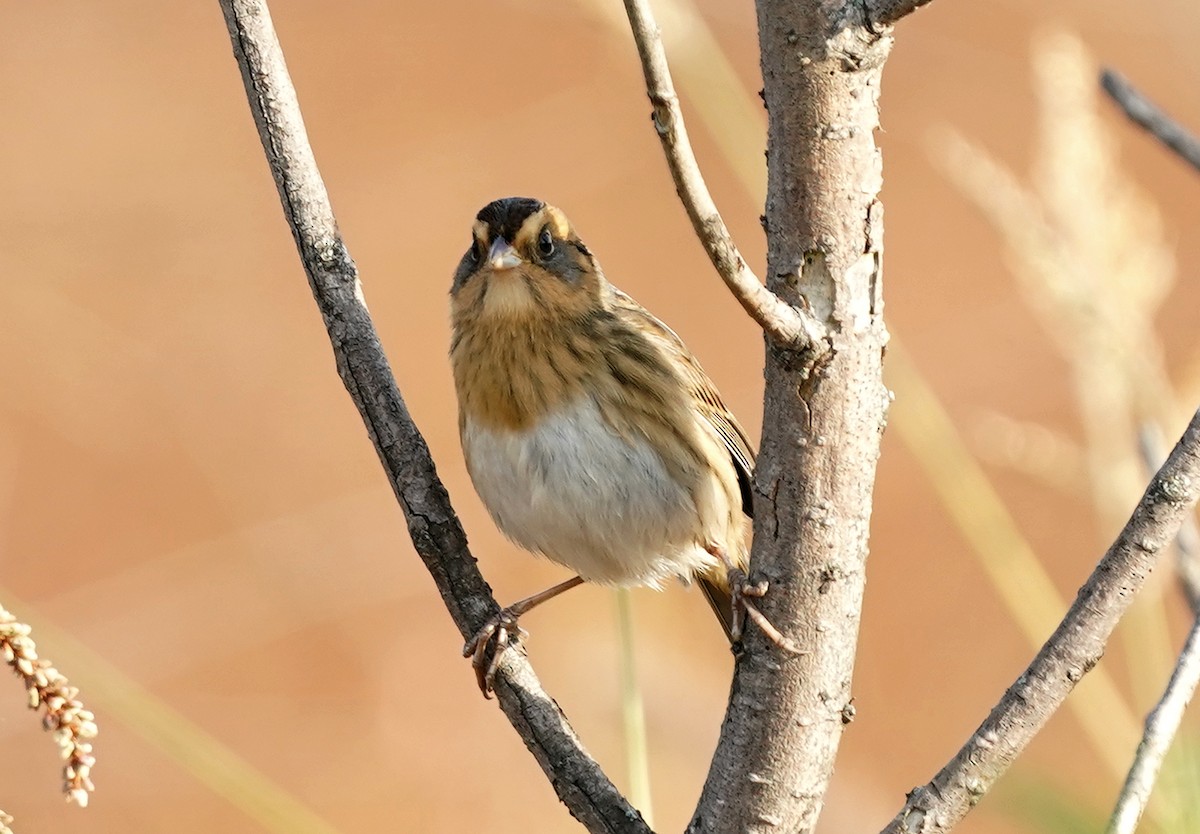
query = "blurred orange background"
xmin=2 ymin=1 xmax=1199 ymax=832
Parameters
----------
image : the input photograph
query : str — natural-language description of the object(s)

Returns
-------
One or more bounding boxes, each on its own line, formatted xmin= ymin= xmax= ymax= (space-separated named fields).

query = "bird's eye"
xmin=468 ymin=238 xmax=480 ymax=263
xmin=537 ymin=228 xmax=554 ymax=258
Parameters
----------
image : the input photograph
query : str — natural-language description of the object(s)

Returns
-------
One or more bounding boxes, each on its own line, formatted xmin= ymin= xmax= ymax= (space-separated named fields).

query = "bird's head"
xmin=450 ymin=197 xmax=603 ymax=322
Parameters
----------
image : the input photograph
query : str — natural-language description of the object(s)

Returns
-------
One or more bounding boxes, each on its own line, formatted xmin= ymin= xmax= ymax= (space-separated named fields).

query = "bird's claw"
xmin=463 ymin=609 xmax=529 ymax=698
xmin=726 ymin=567 xmax=803 ymax=655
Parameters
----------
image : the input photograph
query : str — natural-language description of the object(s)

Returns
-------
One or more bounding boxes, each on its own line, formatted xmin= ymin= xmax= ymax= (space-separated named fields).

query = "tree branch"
xmin=865 ymin=0 xmax=938 ymax=28
xmin=1139 ymin=423 xmax=1200 ymax=614
xmin=620 ymin=0 xmax=827 ymax=352
xmin=216 ymin=2 xmax=649 ymax=831
xmin=1101 ymin=69 xmax=1200 ymax=174
xmin=882 ymin=409 xmax=1200 ymax=834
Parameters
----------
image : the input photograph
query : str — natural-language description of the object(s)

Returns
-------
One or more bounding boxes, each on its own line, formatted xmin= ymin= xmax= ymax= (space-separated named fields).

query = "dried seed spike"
xmin=1 ymin=603 xmax=97 ymax=809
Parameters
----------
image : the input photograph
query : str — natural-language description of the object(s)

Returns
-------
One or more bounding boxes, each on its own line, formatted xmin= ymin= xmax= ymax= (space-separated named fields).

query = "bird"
xmin=449 ymin=196 xmax=797 ymax=696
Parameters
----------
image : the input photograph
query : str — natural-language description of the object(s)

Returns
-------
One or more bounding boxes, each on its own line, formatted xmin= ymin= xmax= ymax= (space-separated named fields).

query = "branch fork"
xmin=623 ymin=0 xmax=828 ymax=353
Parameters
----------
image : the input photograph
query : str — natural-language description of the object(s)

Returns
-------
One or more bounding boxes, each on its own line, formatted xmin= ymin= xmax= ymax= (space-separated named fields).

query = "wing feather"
xmin=609 ymin=289 xmax=756 ymax=517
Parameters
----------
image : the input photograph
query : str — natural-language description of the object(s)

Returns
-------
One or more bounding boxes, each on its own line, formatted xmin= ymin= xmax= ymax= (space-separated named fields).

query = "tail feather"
xmin=699 ymin=575 xmax=735 ymax=643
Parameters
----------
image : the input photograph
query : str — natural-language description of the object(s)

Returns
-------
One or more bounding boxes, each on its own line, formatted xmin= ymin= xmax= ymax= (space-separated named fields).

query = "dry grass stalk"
xmin=938 ymin=32 xmax=1178 ymax=525
xmin=0 ymin=603 xmax=97 ymax=810
xmin=936 ymin=29 xmax=1194 ymax=827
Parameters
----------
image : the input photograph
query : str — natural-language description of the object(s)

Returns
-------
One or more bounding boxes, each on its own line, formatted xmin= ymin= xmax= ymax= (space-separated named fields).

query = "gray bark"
xmin=688 ymin=4 xmax=892 ymax=831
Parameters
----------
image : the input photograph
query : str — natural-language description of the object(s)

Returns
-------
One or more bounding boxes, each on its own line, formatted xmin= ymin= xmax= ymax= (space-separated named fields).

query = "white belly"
xmin=462 ymin=397 xmax=719 ymax=587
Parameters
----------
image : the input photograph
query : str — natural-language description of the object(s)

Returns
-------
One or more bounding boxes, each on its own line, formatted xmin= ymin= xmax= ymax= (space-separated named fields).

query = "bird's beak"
xmin=488 ymin=237 xmax=522 ymax=271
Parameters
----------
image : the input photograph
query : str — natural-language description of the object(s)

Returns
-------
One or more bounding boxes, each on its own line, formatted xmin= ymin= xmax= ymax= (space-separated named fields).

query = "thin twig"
xmin=1100 ymin=69 xmax=1200 ymax=174
xmin=865 ymin=0 xmax=937 ymax=28
xmin=216 ymin=2 xmax=650 ymax=832
xmin=881 ymin=408 xmax=1200 ymax=834
xmin=620 ymin=0 xmax=826 ymax=351
xmin=1106 ymin=616 xmax=1200 ymax=834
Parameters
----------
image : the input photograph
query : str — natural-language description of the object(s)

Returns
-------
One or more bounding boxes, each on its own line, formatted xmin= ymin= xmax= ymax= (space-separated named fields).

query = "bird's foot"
xmin=726 ymin=567 xmax=803 ymax=655
xmin=460 ymin=576 xmax=586 ymax=698
xmin=463 ymin=608 xmax=529 ymax=699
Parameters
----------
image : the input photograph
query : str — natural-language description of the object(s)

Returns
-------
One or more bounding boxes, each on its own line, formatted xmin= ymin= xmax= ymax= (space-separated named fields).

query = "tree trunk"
xmin=689 ymin=4 xmax=892 ymax=831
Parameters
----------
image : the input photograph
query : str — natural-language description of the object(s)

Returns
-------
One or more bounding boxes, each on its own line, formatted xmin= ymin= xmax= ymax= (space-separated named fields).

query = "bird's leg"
xmin=463 ymin=575 xmax=586 ymax=697
xmin=706 ymin=545 xmax=802 ymax=654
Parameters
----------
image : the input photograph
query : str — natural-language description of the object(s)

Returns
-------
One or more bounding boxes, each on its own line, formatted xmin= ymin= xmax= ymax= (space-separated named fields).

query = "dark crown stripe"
xmin=476 ymin=197 xmax=545 ymax=243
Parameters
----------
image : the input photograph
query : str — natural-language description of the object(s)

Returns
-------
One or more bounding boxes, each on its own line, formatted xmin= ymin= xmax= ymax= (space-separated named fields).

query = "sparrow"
xmin=450 ymin=197 xmax=797 ymax=696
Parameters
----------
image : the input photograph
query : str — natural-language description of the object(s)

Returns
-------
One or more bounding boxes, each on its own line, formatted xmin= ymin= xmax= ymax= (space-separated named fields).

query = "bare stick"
xmin=1106 ymin=615 xmax=1200 ymax=834
xmin=621 ymin=0 xmax=826 ymax=351
xmin=881 ymin=409 xmax=1200 ymax=834
xmin=866 ymin=0 xmax=938 ymax=27
xmin=216 ymin=2 xmax=649 ymax=831
xmin=1101 ymin=70 xmax=1200 ymax=174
